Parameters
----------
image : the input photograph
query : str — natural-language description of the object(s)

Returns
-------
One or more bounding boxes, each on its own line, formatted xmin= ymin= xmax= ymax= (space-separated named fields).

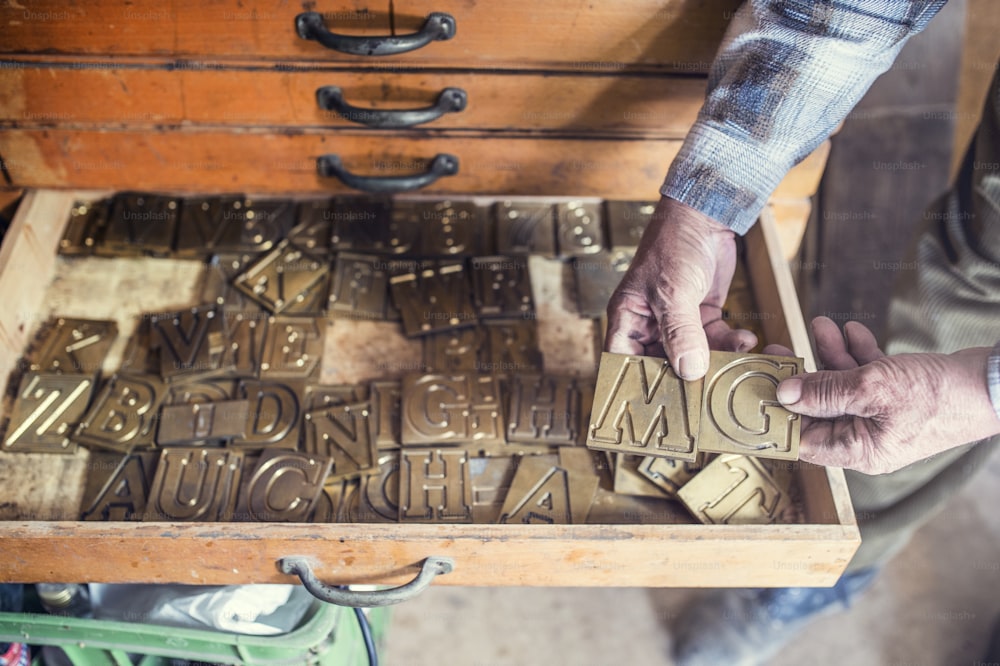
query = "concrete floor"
xmin=383 ymin=448 xmax=1000 ymax=666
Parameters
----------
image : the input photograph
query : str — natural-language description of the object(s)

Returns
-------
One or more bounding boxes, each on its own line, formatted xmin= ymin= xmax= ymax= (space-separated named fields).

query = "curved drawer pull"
xmin=295 ymin=12 xmax=456 ymax=56
xmin=316 ymin=86 xmax=467 ymax=128
xmin=278 ymin=556 xmax=455 ymax=607
xmin=317 ymin=153 xmax=459 ymax=193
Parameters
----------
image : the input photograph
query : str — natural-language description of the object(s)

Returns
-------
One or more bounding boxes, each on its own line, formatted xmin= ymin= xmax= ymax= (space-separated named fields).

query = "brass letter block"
xmin=74 ymin=374 xmax=164 ymax=453
xmin=241 ymin=198 xmax=296 ymax=251
xmin=98 ymin=192 xmax=178 ymax=257
xmin=3 ymin=373 xmax=95 ymax=454
xmin=507 ymin=374 xmax=583 ymax=447
xmin=156 ymin=400 xmax=250 ymax=445
xmin=482 ymin=319 xmax=544 ymax=373
xmin=288 ymin=201 xmax=333 ymax=255
xmin=302 ymin=402 xmax=377 ymax=480
xmin=151 ymin=306 xmax=226 ymax=381
xmin=497 ymin=449 xmax=598 ymax=524
xmin=59 ymin=199 xmax=107 ymax=256
xmin=231 ymin=380 xmax=302 ymax=450
xmin=389 ymin=261 xmax=477 ymax=337
xmin=400 ymin=373 xmax=505 ymax=446
xmin=369 ymin=381 xmax=401 ymax=450
xmin=217 ymin=312 xmax=269 ymax=378
xmin=328 ymin=253 xmax=397 ymax=321
xmin=588 ymin=352 xmax=701 ymax=461
xmin=470 ymin=256 xmax=534 ymax=319
xmin=613 ymin=453 xmax=672 ymax=499
xmin=556 ymin=200 xmax=604 ymax=257
xmin=700 ymin=351 xmax=803 ymax=460
xmin=676 ymin=454 xmax=791 ymax=525
xmin=637 ymin=454 xmax=708 ymax=497
xmin=604 ymin=201 xmax=655 ymax=251
xmin=175 ymin=196 xmax=246 ymax=258
xmin=232 ymin=449 xmax=332 ymax=522
xmin=303 ymin=384 xmax=366 ymax=412
xmin=233 ymin=240 xmax=329 ymax=315
xmin=422 ymin=327 xmax=488 ymax=374
xmin=355 ymin=452 xmax=401 ymax=522
xmin=80 ymin=451 xmax=159 ymax=521
xmin=259 ymin=316 xmax=325 ymax=379
xmin=494 ymin=201 xmax=557 ymax=257
xmin=201 ymin=253 xmax=266 ymax=313
xmin=398 ymin=448 xmax=473 ymax=522
xmin=31 ymin=317 xmax=118 ymax=375
xmin=144 ymin=448 xmax=244 ymax=521
xmin=468 ymin=456 xmax=519 ymax=523
xmin=415 ymin=200 xmax=479 ymax=257
xmin=329 ymin=197 xmax=409 ymax=254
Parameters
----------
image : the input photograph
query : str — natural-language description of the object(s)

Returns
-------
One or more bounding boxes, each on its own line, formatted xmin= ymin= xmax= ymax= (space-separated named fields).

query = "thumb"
xmin=777 ymin=369 xmax=863 ymax=419
xmin=660 ymin=312 xmax=710 ymax=380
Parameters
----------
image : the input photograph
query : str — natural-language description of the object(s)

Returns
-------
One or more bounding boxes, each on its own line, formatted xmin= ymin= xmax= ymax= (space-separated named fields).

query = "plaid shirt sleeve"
xmin=661 ymin=0 xmax=947 ymax=234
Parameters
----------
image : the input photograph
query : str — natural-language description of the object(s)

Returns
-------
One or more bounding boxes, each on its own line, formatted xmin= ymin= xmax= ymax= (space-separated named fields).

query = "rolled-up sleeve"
xmin=662 ymin=0 xmax=947 ymax=234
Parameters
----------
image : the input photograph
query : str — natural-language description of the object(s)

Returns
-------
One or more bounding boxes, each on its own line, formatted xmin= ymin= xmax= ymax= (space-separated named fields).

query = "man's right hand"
xmin=604 ymin=196 xmax=757 ymax=379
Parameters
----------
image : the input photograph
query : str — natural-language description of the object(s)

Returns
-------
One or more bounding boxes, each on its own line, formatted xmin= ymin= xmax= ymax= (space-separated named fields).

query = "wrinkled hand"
xmin=605 ymin=196 xmax=756 ymax=379
xmin=774 ymin=317 xmax=1000 ymax=475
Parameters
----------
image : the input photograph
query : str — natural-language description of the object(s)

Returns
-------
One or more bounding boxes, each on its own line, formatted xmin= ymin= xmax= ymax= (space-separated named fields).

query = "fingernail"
xmin=777 ymin=377 xmax=803 ymax=405
xmin=676 ymin=352 xmax=707 ymax=380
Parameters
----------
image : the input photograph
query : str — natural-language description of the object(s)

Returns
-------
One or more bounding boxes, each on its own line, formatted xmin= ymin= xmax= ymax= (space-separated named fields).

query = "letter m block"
xmin=587 ymin=352 xmax=700 ymax=461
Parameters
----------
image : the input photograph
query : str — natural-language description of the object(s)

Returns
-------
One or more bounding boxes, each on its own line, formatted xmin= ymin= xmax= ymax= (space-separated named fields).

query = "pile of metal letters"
xmin=0 ymin=193 xmax=800 ymax=526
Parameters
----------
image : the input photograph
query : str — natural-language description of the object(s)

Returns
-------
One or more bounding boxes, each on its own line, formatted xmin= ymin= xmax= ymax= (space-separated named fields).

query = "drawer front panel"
xmin=0 ymin=65 xmax=705 ymax=136
xmin=0 ymin=0 xmax=740 ymax=72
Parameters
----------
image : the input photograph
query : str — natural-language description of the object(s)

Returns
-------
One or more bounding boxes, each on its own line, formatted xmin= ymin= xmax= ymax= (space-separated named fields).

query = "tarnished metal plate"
xmin=175 ymin=196 xmax=245 ymax=258
xmin=422 ymin=327 xmax=487 ymax=374
xmin=398 ymin=448 xmax=473 ymax=522
xmin=369 ymin=381 xmax=401 ymax=450
xmin=233 ymin=240 xmax=329 ymax=314
xmin=289 ymin=200 xmax=334 ymax=254
xmin=328 ymin=253 xmax=397 ymax=321
xmin=605 ymin=201 xmax=655 ymax=251
xmin=59 ymin=199 xmax=107 ymax=256
xmin=3 ymin=373 xmax=95 ymax=453
xmin=241 ymin=198 xmax=296 ymax=252
xmin=676 ymin=453 xmax=792 ymax=525
xmin=613 ymin=453 xmax=671 ymax=498
xmin=482 ymin=319 xmax=544 ymax=373
xmin=157 ymin=400 xmax=249 ymax=445
xmin=201 ymin=253 xmax=266 ymax=313
xmin=231 ymin=380 xmax=302 ymax=450
xmin=400 ymin=373 xmax=505 ymax=446
xmin=556 ymin=200 xmax=604 ymax=257
xmin=80 ymin=451 xmax=159 ymax=521
xmin=470 ymin=256 xmax=534 ymax=319
xmin=572 ymin=250 xmax=632 ymax=318
xmin=144 ymin=448 xmax=245 ymax=521
xmin=151 ymin=306 xmax=226 ymax=382
xmin=637 ymin=453 xmax=708 ymax=497
xmin=31 ymin=317 xmax=118 ymax=375
xmin=588 ymin=352 xmax=701 ymax=461
xmin=497 ymin=450 xmax=597 ymax=524
xmin=304 ymin=384 xmax=366 ymax=411
xmin=98 ymin=192 xmax=179 ymax=257
xmin=302 ymin=402 xmax=377 ymax=480
xmin=329 ymin=197 xmax=403 ymax=254
xmin=494 ymin=201 xmax=556 ymax=257
xmin=260 ymin=317 xmax=326 ymax=379
xmin=468 ymin=455 xmax=519 ymax=523
xmin=414 ymin=200 xmax=479 ymax=257
xmin=700 ymin=351 xmax=803 ymax=460
xmin=507 ymin=374 xmax=583 ymax=446
xmin=389 ymin=261 xmax=477 ymax=337
xmin=232 ymin=448 xmax=332 ymax=522
xmin=218 ymin=311 xmax=269 ymax=378
xmin=74 ymin=374 xmax=165 ymax=453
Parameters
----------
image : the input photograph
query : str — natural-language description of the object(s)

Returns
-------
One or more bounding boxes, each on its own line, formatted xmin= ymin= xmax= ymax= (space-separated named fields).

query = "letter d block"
xmin=587 ymin=352 xmax=700 ymax=461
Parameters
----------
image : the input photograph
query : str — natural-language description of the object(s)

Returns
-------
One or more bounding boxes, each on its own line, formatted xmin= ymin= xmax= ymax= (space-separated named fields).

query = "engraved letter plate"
xmin=676 ymin=453 xmax=791 ymax=525
xmin=399 ymin=449 xmax=473 ymax=522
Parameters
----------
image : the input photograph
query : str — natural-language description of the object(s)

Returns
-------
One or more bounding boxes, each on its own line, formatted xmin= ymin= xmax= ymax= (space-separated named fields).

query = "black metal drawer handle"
xmin=316 ymin=86 xmax=467 ymax=128
xmin=295 ymin=12 xmax=456 ymax=56
xmin=278 ymin=556 xmax=455 ymax=607
xmin=317 ymin=153 xmax=459 ymax=193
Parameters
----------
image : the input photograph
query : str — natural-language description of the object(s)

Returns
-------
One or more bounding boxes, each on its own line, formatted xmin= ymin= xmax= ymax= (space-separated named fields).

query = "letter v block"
xmin=699 ymin=351 xmax=802 ymax=460
xmin=587 ymin=352 xmax=701 ymax=461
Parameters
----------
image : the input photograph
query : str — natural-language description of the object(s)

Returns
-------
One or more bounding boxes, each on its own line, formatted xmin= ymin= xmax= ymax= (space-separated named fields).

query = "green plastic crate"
xmin=0 ymin=600 xmax=386 ymax=666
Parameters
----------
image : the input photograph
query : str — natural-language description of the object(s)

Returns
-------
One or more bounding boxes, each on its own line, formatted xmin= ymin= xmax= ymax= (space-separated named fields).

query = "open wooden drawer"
xmin=0 ymin=189 xmax=859 ymax=590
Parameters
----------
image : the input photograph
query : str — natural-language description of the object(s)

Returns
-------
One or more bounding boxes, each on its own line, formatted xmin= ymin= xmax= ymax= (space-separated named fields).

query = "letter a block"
xmin=587 ymin=352 xmax=701 ymax=461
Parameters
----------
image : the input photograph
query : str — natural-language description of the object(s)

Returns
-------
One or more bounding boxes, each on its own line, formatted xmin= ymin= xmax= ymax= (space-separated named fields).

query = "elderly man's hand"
xmin=605 ymin=196 xmax=757 ymax=379
xmin=776 ymin=317 xmax=1000 ymax=475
